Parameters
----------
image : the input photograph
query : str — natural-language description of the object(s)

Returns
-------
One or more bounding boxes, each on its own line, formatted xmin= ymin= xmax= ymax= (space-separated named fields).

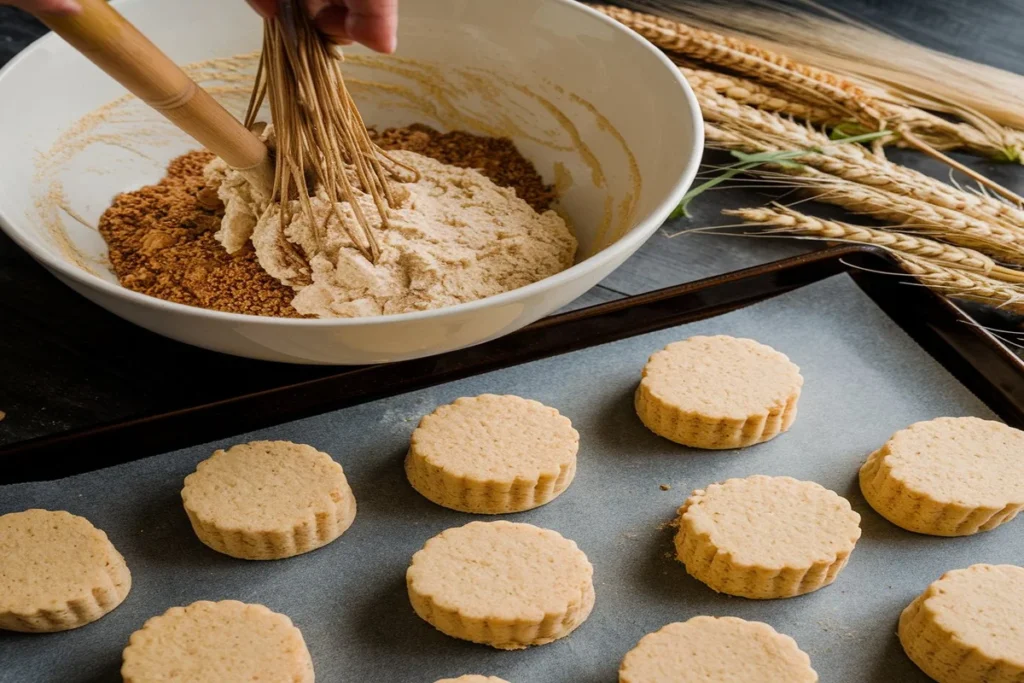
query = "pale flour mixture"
xmin=205 ymin=150 xmax=576 ymax=318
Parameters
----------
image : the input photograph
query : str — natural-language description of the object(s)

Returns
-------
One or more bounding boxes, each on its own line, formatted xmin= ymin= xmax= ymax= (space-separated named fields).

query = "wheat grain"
xmin=703 ymin=122 xmax=748 ymax=149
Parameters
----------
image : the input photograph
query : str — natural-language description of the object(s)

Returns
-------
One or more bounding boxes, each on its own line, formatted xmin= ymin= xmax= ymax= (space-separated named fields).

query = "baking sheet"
xmin=1 ymin=274 xmax=1015 ymax=683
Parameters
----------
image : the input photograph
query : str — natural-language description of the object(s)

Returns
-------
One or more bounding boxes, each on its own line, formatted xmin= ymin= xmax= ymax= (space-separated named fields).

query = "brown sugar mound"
xmin=98 ymin=126 xmax=556 ymax=317
xmin=99 ymin=151 xmax=300 ymax=317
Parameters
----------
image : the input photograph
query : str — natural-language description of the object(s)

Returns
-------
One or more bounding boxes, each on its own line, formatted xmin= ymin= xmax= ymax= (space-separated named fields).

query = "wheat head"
xmin=725 ymin=205 xmax=1024 ymax=310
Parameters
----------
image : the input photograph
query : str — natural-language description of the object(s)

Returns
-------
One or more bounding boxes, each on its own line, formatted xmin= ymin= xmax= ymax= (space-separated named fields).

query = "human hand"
xmin=247 ymin=0 xmax=398 ymax=54
xmin=1 ymin=0 xmax=80 ymax=14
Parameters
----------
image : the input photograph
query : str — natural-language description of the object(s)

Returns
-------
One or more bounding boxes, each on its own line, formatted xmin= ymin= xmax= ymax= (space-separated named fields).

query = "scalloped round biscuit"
xmin=182 ymin=440 xmax=357 ymax=560
xmin=635 ymin=336 xmax=803 ymax=449
xmin=406 ymin=395 xmax=578 ymax=514
xmin=860 ymin=417 xmax=1024 ymax=536
xmin=900 ymin=564 xmax=1024 ymax=683
xmin=675 ymin=475 xmax=861 ymax=598
xmin=407 ymin=521 xmax=594 ymax=649
xmin=619 ymin=616 xmax=818 ymax=682
xmin=0 ymin=509 xmax=131 ymax=632
xmin=121 ymin=600 xmax=314 ymax=683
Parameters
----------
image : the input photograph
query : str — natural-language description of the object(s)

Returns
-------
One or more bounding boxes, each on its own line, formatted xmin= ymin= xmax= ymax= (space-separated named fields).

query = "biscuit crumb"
xmin=657 ymin=518 xmax=679 ymax=531
xmin=660 ymin=484 xmax=671 ymax=491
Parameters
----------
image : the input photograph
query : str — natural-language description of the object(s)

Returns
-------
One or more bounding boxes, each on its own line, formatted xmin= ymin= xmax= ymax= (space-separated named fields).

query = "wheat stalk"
xmin=806 ymin=179 xmax=1024 ymax=265
xmin=597 ymin=1 xmax=1024 ymax=311
xmin=677 ymin=62 xmax=847 ymax=126
xmin=596 ymin=5 xmax=994 ymax=142
xmin=594 ymin=4 xmax=879 ymax=122
xmin=722 ymin=162 xmax=1024 ymax=265
xmin=701 ymin=95 xmax=1024 ymax=264
xmin=609 ymin=0 xmax=1024 ymax=133
xmin=896 ymin=255 xmax=1024 ymax=312
xmin=727 ymin=206 xmax=1024 ymax=283
xmin=725 ymin=206 xmax=1024 ymax=311
xmin=878 ymin=102 xmax=1015 ymax=159
xmin=698 ymin=90 xmax=1024 ymax=232
xmin=593 ymin=3 xmax=1024 ymax=201
xmin=679 ymin=60 xmax=1006 ymax=159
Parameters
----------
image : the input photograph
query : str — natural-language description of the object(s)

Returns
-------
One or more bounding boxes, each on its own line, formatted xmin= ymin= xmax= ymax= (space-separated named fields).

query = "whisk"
xmin=245 ymin=0 xmax=413 ymax=263
xmin=37 ymin=0 xmax=409 ymax=264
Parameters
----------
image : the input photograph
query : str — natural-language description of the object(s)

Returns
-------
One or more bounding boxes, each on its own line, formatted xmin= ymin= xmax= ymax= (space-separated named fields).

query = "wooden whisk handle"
xmin=38 ymin=0 xmax=274 ymax=195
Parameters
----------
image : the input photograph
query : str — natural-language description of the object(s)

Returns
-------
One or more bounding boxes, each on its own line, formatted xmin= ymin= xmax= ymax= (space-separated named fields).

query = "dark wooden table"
xmin=1 ymin=0 xmax=1022 ymax=449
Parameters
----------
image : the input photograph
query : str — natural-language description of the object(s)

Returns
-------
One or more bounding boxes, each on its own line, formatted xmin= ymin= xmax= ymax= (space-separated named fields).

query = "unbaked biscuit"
xmin=182 ymin=440 xmax=357 ymax=560
xmin=121 ymin=600 xmax=314 ymax=683
xmin=435 ymin=677 xmax=510 ymax=683
xmin=675 ymin=475 xmax=861 ymax=599
xmin=407 ymin=521 xmax=594 ymax=649
xmin=900 ymin=564 xmax=1024 ymax=683
xmin=635 ymin=336 xmax=803 ymax=449
xmin=860 ymin=417 xmax=1024 ymax=536
xmin=406 ymin=395 xmax=578 ymax=514
xmin=0 ymin=509 xmax=131 ymax=632
xmin=619 ymin=616 xmax=818 ymax=682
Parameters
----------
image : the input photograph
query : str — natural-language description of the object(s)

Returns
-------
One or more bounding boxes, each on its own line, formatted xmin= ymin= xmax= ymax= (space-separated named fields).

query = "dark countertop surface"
xmin=1 ymin=0 xmax=1022 ymax=449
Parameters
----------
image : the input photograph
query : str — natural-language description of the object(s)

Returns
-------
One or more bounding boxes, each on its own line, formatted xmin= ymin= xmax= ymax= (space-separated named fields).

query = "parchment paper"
xmin=1 ymin=275 xmax=1015 ymax=683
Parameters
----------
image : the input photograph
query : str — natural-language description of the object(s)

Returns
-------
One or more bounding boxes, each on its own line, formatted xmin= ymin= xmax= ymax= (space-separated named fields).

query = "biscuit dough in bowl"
xmin=205 ymin=148 xmax=576 ymax=318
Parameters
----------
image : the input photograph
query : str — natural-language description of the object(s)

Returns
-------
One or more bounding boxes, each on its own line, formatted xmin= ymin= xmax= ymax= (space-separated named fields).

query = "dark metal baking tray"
xmin=3 ymin=245 xmax=1023 ymax=485
xmin=3 ymin=245 xmax=1023 ymax=683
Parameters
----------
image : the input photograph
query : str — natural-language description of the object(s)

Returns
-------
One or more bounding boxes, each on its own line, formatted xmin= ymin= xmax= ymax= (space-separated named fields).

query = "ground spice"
xmin=98 ymin=126 xmax=556 ymax=317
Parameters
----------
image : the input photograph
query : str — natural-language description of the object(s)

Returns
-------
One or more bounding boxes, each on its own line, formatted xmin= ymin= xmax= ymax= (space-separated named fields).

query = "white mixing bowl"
xmin=0 ymin=0 xmax=701 ymax=365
